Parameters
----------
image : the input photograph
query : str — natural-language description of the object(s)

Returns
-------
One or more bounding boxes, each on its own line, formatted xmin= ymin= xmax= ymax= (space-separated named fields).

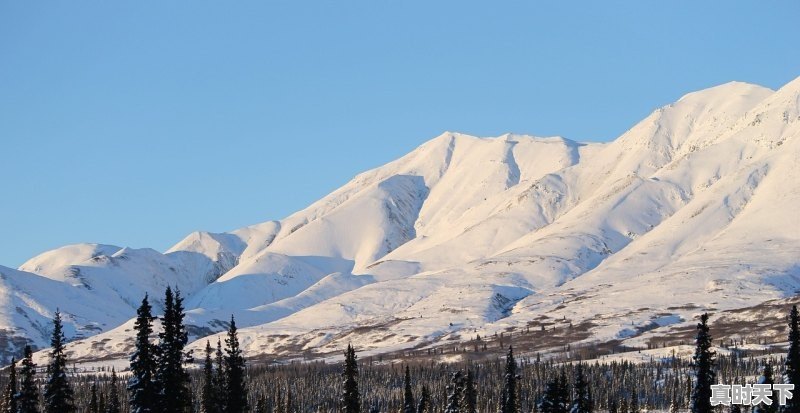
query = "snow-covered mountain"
xmin=3 ymin=76 xmax=799 ymax=364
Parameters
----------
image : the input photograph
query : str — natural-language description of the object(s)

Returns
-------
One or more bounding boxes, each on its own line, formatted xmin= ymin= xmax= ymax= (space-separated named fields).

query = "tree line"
xmin=2 ymin=287 xmax=800 ymax=413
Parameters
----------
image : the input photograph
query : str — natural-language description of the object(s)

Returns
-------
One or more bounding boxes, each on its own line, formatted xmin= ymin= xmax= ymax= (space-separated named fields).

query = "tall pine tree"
xmin=570 ymin=363 xmax=592 ymax=413
xmin=128 ymin=294 xmax=157 ymax=413
xmin=201 ymin=341 xmax=219 ymax=413
xmin=786 ymin=305 xmax=800 ymax=413
xmin=444 ymin=371 xmax=464 ymax=413
xmin=753 ymin=363 xmax=777 ymax=413
xmin=416 ymin=385 xmax=430 ymax=413
xmin=690 ymin=313 xmax=715 ymax=413
xmin=89 ymin=383 xmax=99 ymax=413
xmin=499 ymin=346 xmax=518 ymax=413
xmin=155 ymin=287 xmax=192 ymax=413
xmin=341 ymin=344 xmax=360 ymax=413
xmin=44 ymin=309 xmax=75 ymax=413
xmin=403 ymin=365 xmax=415 ymax=413
xmin=224 ymin=315 xmax=248 ymax=413
xmin=18 ymin=345 xmax=39 ymax=413
xmin=1 ymin=358 xmax=17 ymax=413
xmin=213 ymin=339 xmax=227 ymax=412
xmin=463 ymin=369 xmax=477 ymax=413
xmin=107 ymin=368 xmax=121 ymax=413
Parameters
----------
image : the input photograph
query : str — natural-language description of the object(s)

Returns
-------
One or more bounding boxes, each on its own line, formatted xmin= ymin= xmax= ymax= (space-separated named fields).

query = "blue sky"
xmin=1 ymin=1 xmax=798 ymax=266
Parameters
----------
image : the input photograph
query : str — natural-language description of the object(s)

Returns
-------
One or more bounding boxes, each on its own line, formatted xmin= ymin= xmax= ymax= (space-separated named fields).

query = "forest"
xmin=1 ymin=287 xmax=799 ymax=413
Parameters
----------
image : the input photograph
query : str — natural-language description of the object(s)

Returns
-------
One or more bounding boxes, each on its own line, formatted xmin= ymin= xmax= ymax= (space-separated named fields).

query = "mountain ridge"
xmin=2 ymin=76 xmax=798 ymax=364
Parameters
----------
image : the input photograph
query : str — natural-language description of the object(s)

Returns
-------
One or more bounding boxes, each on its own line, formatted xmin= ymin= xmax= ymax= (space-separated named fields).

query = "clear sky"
xmin=1 ymin=1 xmax=798 ymax=267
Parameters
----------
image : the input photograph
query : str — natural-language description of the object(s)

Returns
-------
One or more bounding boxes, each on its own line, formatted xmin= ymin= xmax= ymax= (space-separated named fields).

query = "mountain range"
xmin=2 ymin=76 xmax=799 ymax=365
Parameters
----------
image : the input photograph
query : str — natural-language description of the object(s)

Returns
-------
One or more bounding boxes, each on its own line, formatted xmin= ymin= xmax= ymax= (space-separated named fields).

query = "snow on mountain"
xmin=5 ymin=77 xmax=800 ymax=365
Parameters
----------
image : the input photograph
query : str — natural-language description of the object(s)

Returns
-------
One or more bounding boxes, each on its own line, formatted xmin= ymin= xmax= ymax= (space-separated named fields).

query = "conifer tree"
xmin=18 ymin=345 xmax=39 ymax=413
xmin=128 ymin=294 xmax=157 ymax=413
xmin=570 ymin=363 xmax=592 ymax=413
xmin=155 ymin=287 xmax=191 ymax=413
xmin=499 ymin=346 xmax=518 ymax=413
xmin=753 ymin=363 xmax=777 ymax=413
xmin=106 ymin=368 xmax=121 ymax=413
xmin=444 ymin=370 xmax=464 ymax=413
xmin=629 ymin=391 xmax=638 ymax=413
xmin=416 ymin=385 xmax=431 ymax=413
xmin=341 ymin=344 xmax=360 ymax=413
xmin=786 ymin=305 xmax=800 ymax=413
xmin=1 ymin=358 xmax=17 ymax=413
xmin=44 ymin=309 xmax=75 ymax=413
xmin=463 ymin=369 xmax=477 ymax=413
xmin=539 ymin=375 xmax=567 ymax=413
xmin=201 ymin=341 xmax=218 ymax=413
xmin=690 ymin=313 xmax=715 ymax=413
xmin=224 ymin=315 xmax=248 ymax=413
xmin=213 ymin=339 xmax=227 ymax=412
xmin=403 ymin=365 xmax=415 ymax=413
xmin=89 ymin=383 xmax=99 ymax=413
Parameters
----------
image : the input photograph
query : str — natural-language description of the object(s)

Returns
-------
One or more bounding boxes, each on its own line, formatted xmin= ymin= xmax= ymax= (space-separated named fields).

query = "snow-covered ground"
xmin=2 ymin=76 xmax=799 ymax=366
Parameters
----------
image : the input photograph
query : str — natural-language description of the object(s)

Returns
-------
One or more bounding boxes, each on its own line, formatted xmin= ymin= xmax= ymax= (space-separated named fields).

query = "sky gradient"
xmin=1 ymin=1 xmax=799 ymax=266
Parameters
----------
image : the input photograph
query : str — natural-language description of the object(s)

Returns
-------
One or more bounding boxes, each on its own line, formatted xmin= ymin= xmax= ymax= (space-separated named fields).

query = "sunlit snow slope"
xmin=3 ymin=77 xmax=800 ymax=363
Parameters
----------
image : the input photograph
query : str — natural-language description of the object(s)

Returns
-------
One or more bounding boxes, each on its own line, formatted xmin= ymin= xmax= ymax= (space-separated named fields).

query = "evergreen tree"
xmin=128 ymin=293 xmax=158 ymax=413
xmin=224 ymin=316 xmax=248 ymax=413
xmin=201 ymin=341 xmax=218 ymax=413
xmin=753 ymin=363 xmax=777 ymax=413
xmin=499 ymin=346 xmax=518 ymax=413
xmin=106 ymin=369 xmax=121 ymax=413
xmin=18 ymin=345 xmax=39 ymax=413
xmin=538 ymin=375 xmax=567 ymax=413
xmin=786 ymin=305 xmax=800 ymax=413
xmin=444 ymin=370 xmax=464 ymax=413
xmin=403 ymin=365 xmax=415 ymax=413
xmin=1 ymin=358 xmax=17 ymax=413
xmin=43 ymin=309 xmax=75 ymax=413
xmin=89 ymin=383 xmax=99 ymax=413
xmin=690 ymin=313 xmax=715 ymax=413
xmin=629 ymin=391 xmax=639 ymax=413
xmin=463 ymin=369 xmax=477 ymax=413
xmin=155 ymin=287 xmax=192 ymax=413
xmin=569 ymin=364 xmax=592 ymax=413
xmin=416 ymin=385 xmax=431 ymax=413
xmin=341 ymin=344 xmax=360 ymax=413
xmin=213 ymin=339 xmax=227 ymax=412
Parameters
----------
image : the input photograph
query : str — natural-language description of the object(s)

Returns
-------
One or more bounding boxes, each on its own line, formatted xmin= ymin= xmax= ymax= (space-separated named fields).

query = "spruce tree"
xmin=107 ymin=368 xmax=121 ymax=413
xmin=570 ymin=363 xmax=592 ymax=413
xmin=213 ymin=339 xmax=227 ymax=412
xmin=155 ymin=287 xmax=191 ymax=413
xmin=128 ymin=294 xmax=157 ymax=413
xmin=690 ymin=313 xmax=715 ymax=413
xmin=463 ymin=369 xmax=477 ymax=413
xmin=18 ymin=345 xmax=39 ymax=413
xmin=539 ymin=376 xmax=567 ymax=413
xmin=341 ymin=344 xmax=360 ymax=413
xmin=44 ymin=309 xmax=75 ymax=413
xmin=201 ymin=341 xmax=218 ymax=413
xmin=500 ymin=346 xmax=518 ymax=413
xmin=1 ymin=358 xmax=17 ymax=413
xmin=753 ymin=363 xmax=777 ymax=413
xmin=444 ymin=370 xmax=464 ymax=413
xmin=416 ymin=385 xmax=431 ymax=413
xmin=786 ymin=305 xmax=800 ymax=413
xmin=224 ymin=315 xmax=248 ymax=413
xmin=403 ymin=365 xmax=415 ymax=413
xmin=89 ymin=383 xmax=99 ymax=413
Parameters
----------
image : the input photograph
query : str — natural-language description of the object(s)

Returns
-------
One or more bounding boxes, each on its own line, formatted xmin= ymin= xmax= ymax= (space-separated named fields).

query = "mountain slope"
xmin=4 ymin=77 xmax=800 ymax=364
